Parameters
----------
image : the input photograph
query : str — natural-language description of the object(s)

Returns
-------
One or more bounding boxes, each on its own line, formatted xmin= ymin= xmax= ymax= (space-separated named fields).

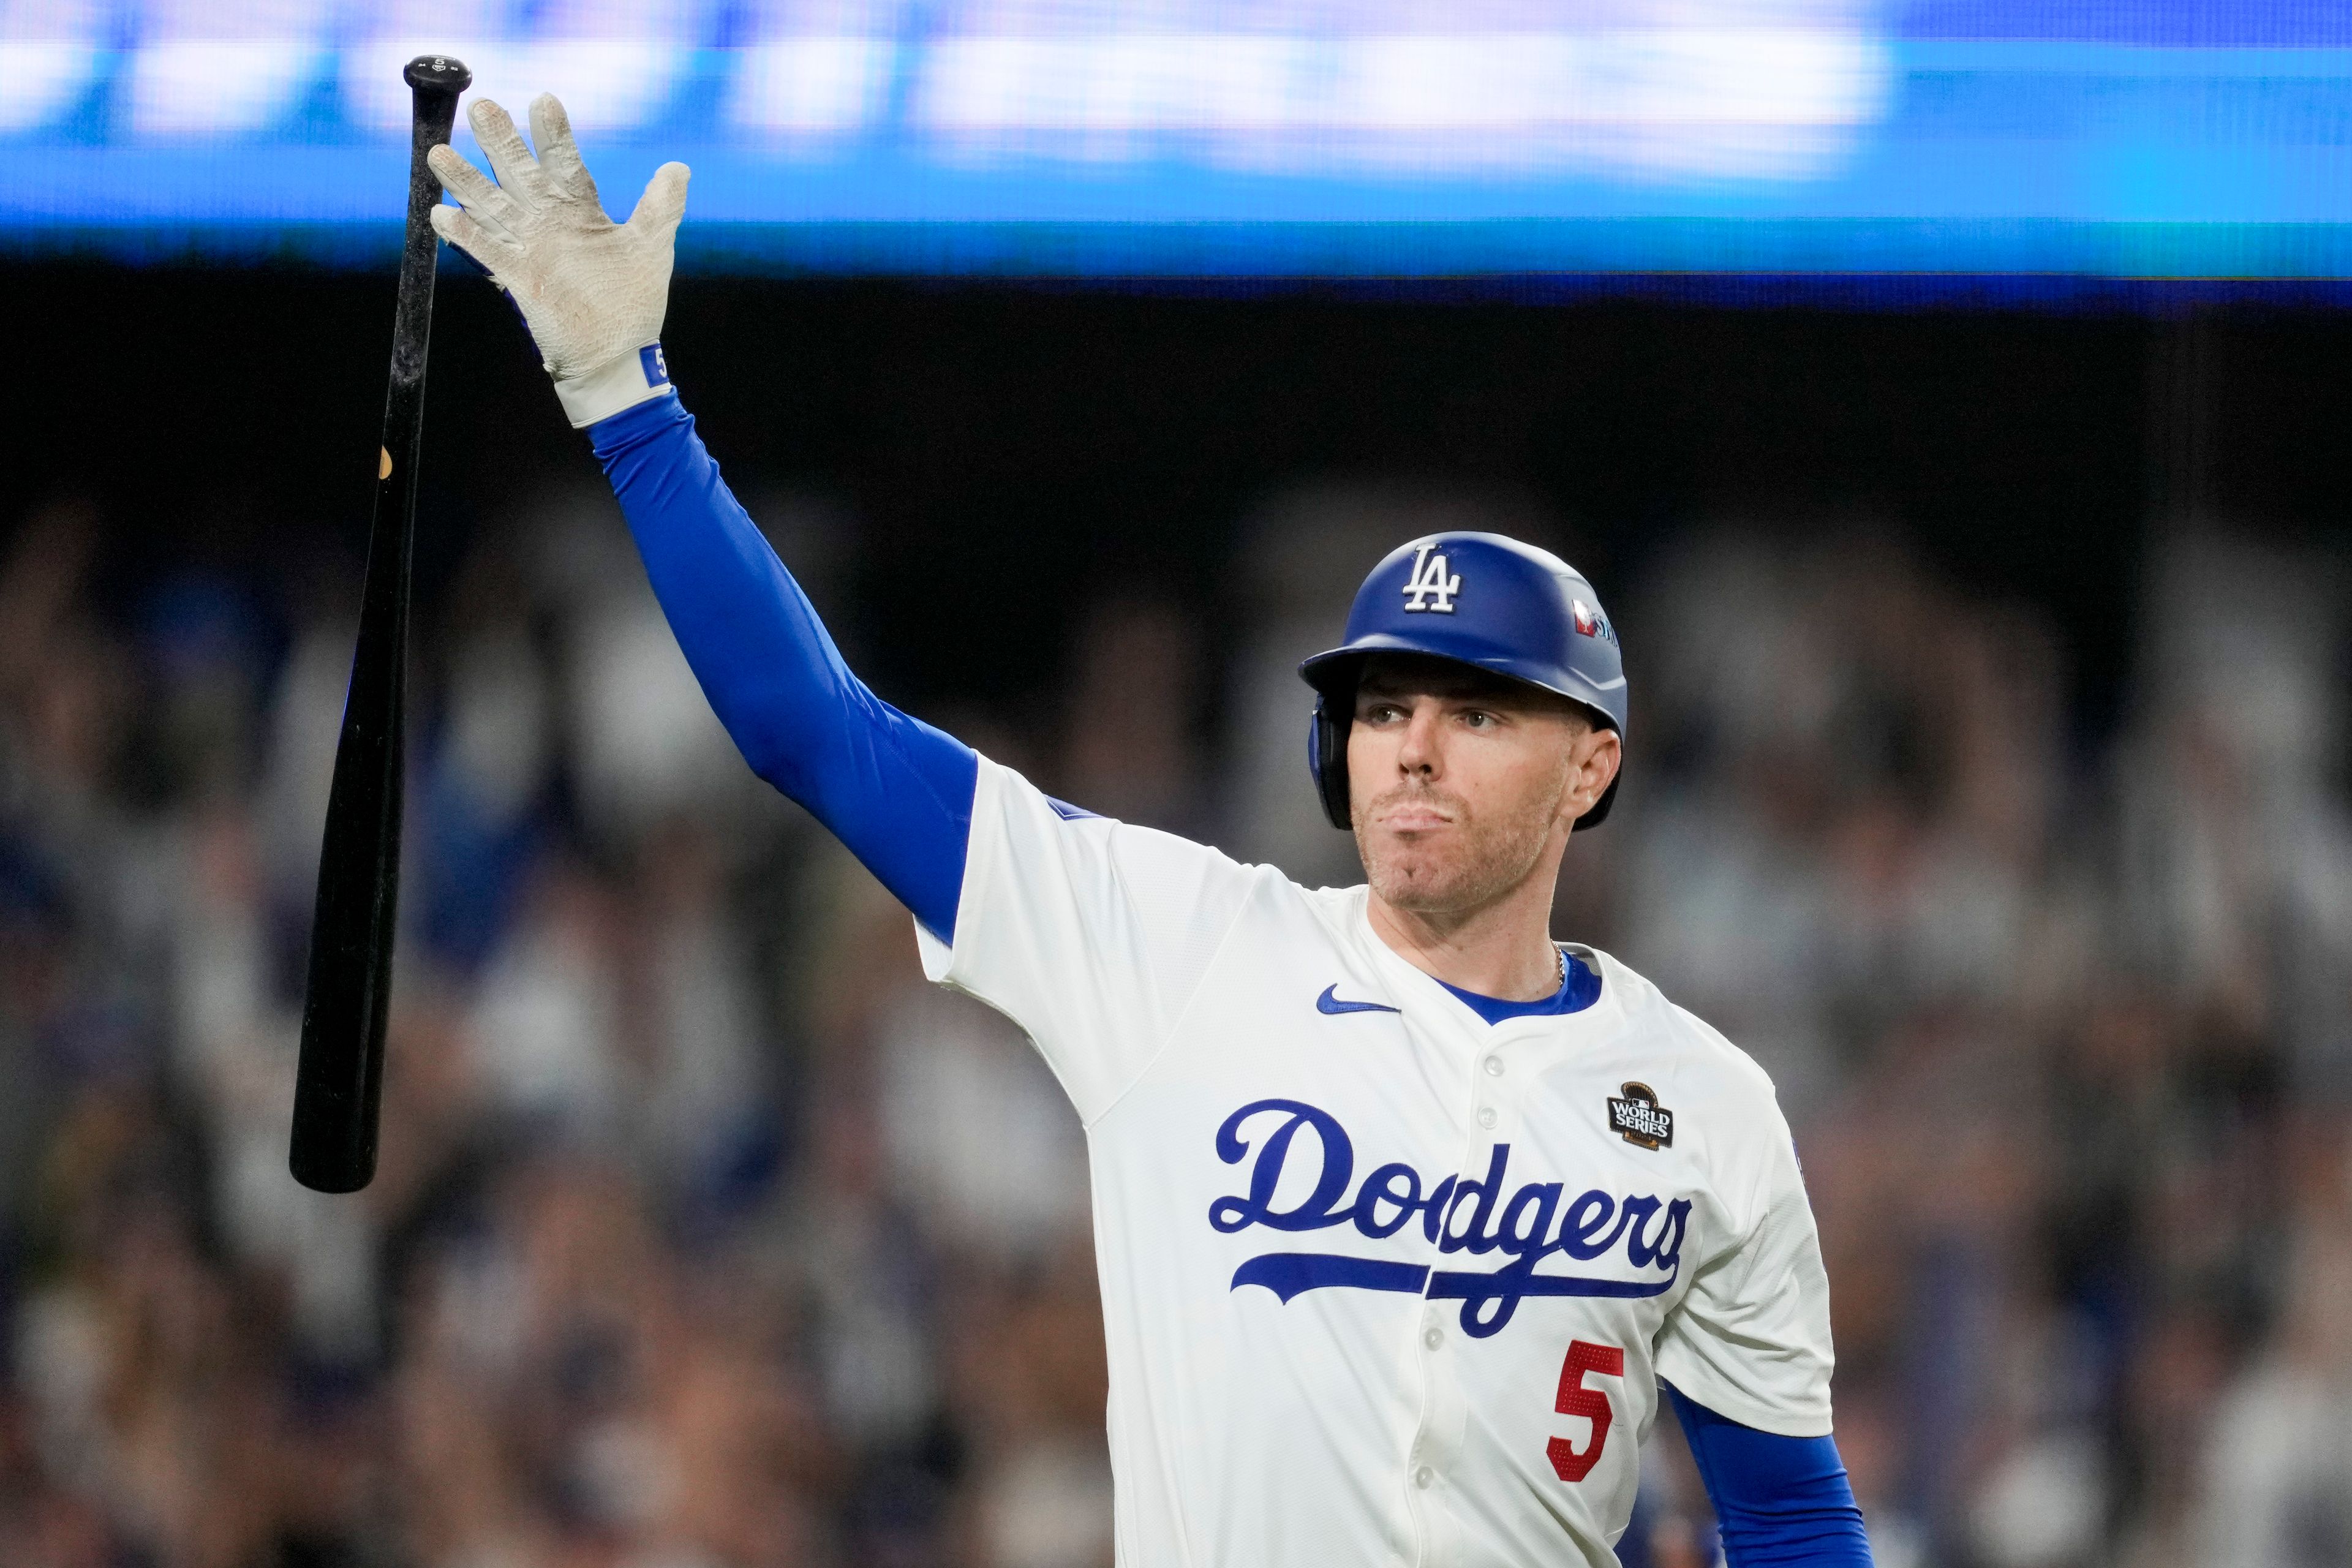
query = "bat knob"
xmin=404 ymin=55 xmax=472 ymax=97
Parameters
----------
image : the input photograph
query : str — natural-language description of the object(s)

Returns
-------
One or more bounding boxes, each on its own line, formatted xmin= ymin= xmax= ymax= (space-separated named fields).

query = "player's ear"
xmin=1582 ymin=729 xmax=1621 ymax=817
xmin=1561 ymin=724 xmax=1618 ymax=826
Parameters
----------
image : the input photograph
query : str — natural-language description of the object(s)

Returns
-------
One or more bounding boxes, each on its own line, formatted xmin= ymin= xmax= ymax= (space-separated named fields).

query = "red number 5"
xmin=1546 ymin=1340 xmax=1626 ymax=1483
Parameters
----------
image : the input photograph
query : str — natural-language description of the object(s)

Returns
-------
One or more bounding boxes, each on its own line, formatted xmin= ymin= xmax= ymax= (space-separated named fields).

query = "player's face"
xmin=1348 ymin=656 xmax=1619 ymax=917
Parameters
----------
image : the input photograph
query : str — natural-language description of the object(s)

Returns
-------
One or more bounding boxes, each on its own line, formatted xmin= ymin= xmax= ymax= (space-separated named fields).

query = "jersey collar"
xmin=1349 ymin=889 xmax=1623 ymax=1041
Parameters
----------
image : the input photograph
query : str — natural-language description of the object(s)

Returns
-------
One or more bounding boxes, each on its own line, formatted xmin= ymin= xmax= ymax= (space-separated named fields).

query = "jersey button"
xmin=1477 ymin=1106 xmax=1498 ymax=1129
xmin=1482 ymin=1056 xmax=1504 ymax=1076
xmin=1414 ymin=1466 xmax=1435 ymax=1489
xmin=1423 ymin=1327 xmax=1442 ymax=1349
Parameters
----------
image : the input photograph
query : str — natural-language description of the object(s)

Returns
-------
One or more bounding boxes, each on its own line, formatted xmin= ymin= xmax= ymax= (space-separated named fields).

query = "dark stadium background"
xmin=39 ymin=265 xmax=2352 ymax=728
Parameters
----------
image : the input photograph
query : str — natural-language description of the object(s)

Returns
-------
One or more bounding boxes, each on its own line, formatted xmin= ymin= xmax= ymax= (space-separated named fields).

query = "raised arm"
xmin=427 ymin=94 xmax=975 ymax=939
xmin=592 ymin=394 xmax=974 ymax=937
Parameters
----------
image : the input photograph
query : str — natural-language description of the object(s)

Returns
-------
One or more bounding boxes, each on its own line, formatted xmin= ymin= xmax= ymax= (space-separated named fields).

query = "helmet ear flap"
xmin=1308 ymin=694 xmax=1353 ymax=831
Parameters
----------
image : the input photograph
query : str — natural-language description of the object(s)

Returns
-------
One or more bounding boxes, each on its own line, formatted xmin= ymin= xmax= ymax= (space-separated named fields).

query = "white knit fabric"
xmin=917 ymin=756 xmax=1838 ymax=1567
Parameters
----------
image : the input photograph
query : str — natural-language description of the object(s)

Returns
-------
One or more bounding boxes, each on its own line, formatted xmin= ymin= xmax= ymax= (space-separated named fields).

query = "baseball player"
xmin=428 ymin=96 xmax=1874 ymax=1567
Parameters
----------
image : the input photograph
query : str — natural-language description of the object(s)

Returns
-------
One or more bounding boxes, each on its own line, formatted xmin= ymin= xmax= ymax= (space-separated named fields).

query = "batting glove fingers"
xmin=426 ymin=93 xmax=688 ymax=427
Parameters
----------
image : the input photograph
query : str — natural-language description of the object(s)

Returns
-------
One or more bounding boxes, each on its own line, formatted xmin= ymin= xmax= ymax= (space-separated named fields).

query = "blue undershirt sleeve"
xmin=590 ymin=392 xmax=977 ymax=941
xmin=1665 ymin=1384 xmax=1874 ymax=1566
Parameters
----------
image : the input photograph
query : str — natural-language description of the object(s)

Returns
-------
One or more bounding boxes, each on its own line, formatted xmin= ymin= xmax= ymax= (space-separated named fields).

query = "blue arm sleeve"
xmin=590 ymin=393 xmax=978 ymax=941
xmin=1664 ymin=1384 xmax=1874 ymax=1566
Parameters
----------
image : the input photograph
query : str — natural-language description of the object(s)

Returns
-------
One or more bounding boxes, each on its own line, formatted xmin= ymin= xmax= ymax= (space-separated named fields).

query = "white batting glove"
xmin=427 ymin=94 xmax=689 ymax=428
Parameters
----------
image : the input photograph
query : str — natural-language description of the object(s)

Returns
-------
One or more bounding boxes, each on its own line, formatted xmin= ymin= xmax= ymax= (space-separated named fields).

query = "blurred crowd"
xmin=0 ymin=471 xmax=2348 ymax=1568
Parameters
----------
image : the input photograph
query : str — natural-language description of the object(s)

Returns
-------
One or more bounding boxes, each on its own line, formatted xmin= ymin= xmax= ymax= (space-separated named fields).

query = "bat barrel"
xmin=288 ymin=56 xmax=469 ymax=1195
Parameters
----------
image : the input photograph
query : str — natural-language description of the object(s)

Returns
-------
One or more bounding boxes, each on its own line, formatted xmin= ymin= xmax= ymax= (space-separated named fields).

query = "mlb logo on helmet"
xmin=1570 ymin=597 xmax=1618 ymax=646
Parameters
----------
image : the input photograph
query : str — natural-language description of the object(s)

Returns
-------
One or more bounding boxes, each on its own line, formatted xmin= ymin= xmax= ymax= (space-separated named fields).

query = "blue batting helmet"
xmin=1298 ymin=532 xmax=1627 ymax=831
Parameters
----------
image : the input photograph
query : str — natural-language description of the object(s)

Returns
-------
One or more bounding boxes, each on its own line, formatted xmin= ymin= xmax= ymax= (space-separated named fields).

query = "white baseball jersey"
xmin=918 ymin=756 xmax=1836 ymax=1567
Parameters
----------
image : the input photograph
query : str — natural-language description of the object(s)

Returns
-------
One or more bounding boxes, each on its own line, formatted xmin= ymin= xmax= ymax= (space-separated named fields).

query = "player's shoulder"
xmin=1585 ymin=947 xmax=1787 ymax=1124
xmin=979 ymin=753 xmax=1295 ymax=893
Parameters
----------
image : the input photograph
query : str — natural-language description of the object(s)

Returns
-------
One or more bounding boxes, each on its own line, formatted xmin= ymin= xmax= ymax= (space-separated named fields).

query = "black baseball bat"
xmin=288 ymin=54 xmax=470 ymax=1194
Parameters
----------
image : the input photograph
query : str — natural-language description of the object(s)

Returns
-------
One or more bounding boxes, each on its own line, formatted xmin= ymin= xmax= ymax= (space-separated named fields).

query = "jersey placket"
xmin=1397 ymin=993 xmax=1544 ymax=1568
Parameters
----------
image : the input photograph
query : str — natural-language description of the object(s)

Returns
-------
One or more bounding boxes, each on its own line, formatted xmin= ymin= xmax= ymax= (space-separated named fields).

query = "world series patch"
xmin=1608 ymin=1083 xmax=1673 ymax=1150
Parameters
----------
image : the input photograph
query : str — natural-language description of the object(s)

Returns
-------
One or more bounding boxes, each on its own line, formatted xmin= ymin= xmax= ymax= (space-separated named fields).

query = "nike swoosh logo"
xmin=1317 ymin=984 xmax=1400 ymax=1016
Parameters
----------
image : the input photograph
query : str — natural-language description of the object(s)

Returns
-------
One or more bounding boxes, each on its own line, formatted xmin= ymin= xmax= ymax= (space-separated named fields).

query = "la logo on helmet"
xmin=1401 ymin=544 xmax=1461 ymax=613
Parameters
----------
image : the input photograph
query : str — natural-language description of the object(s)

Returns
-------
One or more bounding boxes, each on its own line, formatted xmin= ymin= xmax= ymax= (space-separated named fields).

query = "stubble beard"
xmin=1355 ymin=777 xmax=1564 ymax=918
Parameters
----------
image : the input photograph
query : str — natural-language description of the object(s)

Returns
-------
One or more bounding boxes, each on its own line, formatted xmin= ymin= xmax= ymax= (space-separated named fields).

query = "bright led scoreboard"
xmin=5 ymin=2 xmax=2352 ymax=281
